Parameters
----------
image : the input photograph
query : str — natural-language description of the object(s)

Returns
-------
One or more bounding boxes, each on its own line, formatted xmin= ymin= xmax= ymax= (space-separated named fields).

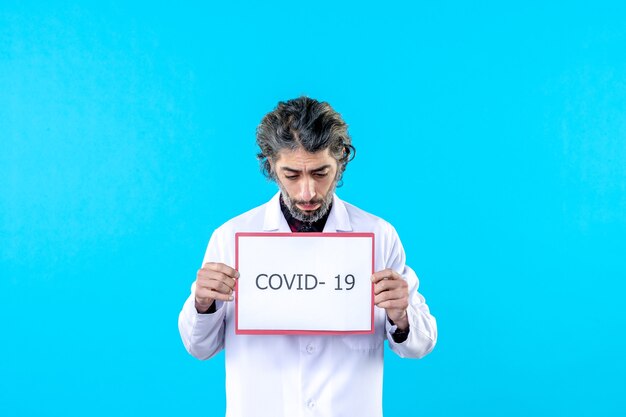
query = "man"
xmin=178 ymin=96 xmax=437 ymax=417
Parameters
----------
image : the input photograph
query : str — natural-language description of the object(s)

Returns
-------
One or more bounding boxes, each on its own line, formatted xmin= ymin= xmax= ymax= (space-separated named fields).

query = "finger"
xmin=197 ymin=277 xmax=235 ymax=295
xmin=371 ymin=269 xmax=402 ymax=283
xmin=198 ymin=269 xmax=238 ymax=285
xmin=203 ymin=262 xmax=240 ymax=279
xmin=376 ymin=297 xmax=409 ymax=310
xmin=196 ymin=283 xmax=234 ymax=300
xmin=373 ymin=278 xmax=407 ymax=295
xmin=197 ymin=271 xmax=237 ymax=291
xmin=196 ymin=272 xmax=236 ymax=290
xmin=373 ymin=280 xmax=388 ymax=295
xmin=202 ymin=289 xmax=235 ymax=302
xmin=374 ymin=288 xmax=408 ymax=305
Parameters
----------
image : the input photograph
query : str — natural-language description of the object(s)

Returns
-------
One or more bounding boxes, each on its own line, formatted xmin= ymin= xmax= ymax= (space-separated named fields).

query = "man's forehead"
xmin=274 ymin=147 xmax=336 ymax=167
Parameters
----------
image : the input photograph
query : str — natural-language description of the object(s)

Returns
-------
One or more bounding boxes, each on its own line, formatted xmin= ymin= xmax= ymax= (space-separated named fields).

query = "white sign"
xmin=235 ymin=232 xmax=374 ymax=335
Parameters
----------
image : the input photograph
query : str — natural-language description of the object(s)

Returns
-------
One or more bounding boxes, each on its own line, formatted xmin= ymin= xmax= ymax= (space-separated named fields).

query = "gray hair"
xmin=256 ymin=96 xmax=356 ymax=184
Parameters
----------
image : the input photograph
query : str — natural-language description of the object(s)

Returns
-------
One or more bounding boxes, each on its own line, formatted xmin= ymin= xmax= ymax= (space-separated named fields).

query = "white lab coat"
xmin=178 ymin=193 xmax=437 ymax=417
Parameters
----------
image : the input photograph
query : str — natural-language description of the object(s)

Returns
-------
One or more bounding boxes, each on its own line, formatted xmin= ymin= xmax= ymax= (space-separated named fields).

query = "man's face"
xmin=272 ymin=147 xmax=339 ymax=222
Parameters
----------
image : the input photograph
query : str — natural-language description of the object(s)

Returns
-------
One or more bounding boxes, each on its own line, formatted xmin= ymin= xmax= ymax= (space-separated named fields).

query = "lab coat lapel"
xmin=323 ymin=194 xmax=353 ymax=232
xmin=262 ymin=192 xmax=291 ymax=232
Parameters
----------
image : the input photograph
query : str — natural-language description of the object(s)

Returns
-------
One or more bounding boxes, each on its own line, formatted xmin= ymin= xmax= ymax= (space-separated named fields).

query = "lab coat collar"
xmin=262 ymin=192 xmax=353 ymax=232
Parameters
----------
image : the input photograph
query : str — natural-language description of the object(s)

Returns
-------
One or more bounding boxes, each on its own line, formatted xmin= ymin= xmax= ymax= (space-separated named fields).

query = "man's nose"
xmin=300 ymin=178 xmax=316 ymax=201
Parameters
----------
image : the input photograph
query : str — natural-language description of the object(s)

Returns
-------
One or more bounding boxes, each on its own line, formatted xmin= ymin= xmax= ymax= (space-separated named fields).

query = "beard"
xmin=278 ymin=181 xmax=336 ymax=223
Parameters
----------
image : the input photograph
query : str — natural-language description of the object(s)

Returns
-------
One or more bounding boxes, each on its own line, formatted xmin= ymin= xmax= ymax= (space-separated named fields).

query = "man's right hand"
xmin=195 ymin=262 xmax=239 ymax=313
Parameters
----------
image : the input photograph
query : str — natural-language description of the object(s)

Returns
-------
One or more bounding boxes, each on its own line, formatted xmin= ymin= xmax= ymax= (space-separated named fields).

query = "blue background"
xmin=2 ymin=1 xmax=625 ymax=416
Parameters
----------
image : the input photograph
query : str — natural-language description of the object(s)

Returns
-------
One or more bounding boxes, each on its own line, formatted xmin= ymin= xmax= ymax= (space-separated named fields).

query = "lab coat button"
xmin=307 ymin=400 xmax=316 ymax=409
xmin=306 ymin=344 xmax=315 ymax=354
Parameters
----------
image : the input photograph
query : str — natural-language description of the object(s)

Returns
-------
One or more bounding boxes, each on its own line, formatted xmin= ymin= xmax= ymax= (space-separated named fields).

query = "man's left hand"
xmin=372 ymin=269 xmax=409 ymax=331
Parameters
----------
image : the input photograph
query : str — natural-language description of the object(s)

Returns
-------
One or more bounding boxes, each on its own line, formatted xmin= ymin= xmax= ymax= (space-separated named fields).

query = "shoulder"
xmin=213 ymin=200 xmax=268 ymax=236
xmin=339 ymin=198 xmax=407 ymax=267
xmin=340 ymin=198 xmax=398 ymax=237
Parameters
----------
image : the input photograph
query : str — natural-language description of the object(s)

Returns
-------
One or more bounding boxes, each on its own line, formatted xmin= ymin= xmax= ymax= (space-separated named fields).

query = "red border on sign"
xmin=235 ymin=232 xmax=375 ymax=335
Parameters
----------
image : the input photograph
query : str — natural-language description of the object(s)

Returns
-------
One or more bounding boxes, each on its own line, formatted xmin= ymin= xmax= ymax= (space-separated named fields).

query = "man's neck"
xmin=279 ymin=194 xmax=332 ymax=232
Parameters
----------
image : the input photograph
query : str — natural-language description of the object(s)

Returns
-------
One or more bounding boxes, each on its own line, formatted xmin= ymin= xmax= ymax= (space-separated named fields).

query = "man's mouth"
xmin=297 ymin=202 xmax=321 ymax=212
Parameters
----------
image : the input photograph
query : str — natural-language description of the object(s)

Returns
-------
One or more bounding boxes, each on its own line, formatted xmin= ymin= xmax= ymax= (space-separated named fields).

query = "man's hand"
xmin=195 ymin=262 xmax=239 ymax=313
xmin=372 ymin=269 xmax=410 ymax=331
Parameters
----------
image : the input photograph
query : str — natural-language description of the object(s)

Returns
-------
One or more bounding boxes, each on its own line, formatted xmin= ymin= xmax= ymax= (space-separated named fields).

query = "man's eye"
xmin=285 ymin=175 xmax=298 ymax=180
xmin=314 ymin=172 xmax=328 ymax=178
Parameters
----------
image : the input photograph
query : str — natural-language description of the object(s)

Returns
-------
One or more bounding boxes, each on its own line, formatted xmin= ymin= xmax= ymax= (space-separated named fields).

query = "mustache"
xmin=293 ymin=198 xmax=323 ymax=205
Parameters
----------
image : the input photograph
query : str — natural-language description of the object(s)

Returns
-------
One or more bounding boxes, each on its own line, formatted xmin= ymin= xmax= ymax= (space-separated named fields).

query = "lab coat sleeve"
xmin=384 ymin=229 xmax=438 ymax=359
xmin=178 ymin=229 xmax=228 ymax=360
